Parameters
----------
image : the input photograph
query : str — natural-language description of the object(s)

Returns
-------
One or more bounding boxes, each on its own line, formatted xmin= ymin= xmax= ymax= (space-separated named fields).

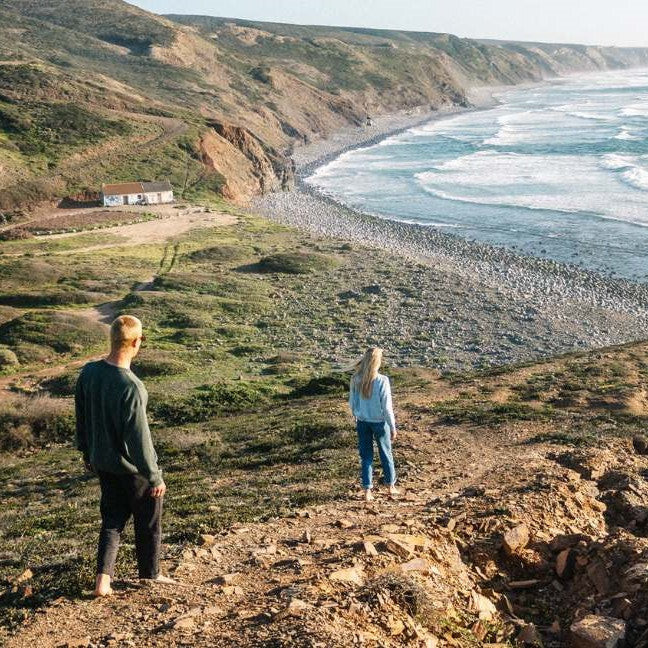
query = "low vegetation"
xmin=1 ymin=206 xmax=647 ymax=638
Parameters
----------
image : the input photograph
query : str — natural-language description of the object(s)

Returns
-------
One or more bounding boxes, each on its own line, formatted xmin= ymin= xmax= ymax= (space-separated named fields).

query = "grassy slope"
xmin=1 ymin=211 xmax=648 ymax=634
xmin=1 ymin=3 xmax=648 ymax=638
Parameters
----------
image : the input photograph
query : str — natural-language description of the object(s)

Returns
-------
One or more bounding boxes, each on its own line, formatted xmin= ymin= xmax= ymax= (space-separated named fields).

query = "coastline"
xmin=293 ymin=85 xmax=502 ymax=174
xmin=254 ymin=89 xmax=648 ymax=371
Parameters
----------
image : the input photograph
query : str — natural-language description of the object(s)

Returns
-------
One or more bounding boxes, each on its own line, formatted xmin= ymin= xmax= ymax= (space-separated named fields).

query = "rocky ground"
xmin=256 ymin=187 xmax=648 ymax=371
xmin=254 ymin=97 xmax=648 ymax=372
xmin=5 ymin=348 xmax=648 ymax=648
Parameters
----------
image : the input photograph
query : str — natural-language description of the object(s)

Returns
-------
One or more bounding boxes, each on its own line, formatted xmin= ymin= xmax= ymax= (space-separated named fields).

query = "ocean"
xmin=305 ymin=69 xmax=648 ymax=282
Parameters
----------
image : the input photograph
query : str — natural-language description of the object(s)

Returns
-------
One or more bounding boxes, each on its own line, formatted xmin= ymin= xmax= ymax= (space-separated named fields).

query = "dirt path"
xmin=2 ymin=208 xmax=238 ymax=256
xmin=1 ymin=416 xmax=533 ymax=648
xmin=4 ymin=407 xmax=632 ymax=648
xmin=50 ymin=209 xmax=237 ymax=255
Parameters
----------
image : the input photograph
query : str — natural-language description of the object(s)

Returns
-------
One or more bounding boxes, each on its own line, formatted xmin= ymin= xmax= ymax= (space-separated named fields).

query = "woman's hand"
xmin=390 ymin=428 xmax=397 ymax=441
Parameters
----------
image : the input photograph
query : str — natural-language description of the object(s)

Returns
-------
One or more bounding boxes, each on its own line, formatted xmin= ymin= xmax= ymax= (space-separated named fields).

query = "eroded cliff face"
xmin=200 ymin=122 xmax=294 ymax=203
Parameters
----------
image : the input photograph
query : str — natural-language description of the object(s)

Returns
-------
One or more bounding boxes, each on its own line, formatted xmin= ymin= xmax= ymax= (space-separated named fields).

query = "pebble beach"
xmin=255 ymin=101 xmax=648 ymax=370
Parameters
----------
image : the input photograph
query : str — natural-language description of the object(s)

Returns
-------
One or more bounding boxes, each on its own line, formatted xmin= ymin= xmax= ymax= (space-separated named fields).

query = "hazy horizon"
xmin=129 ymin=0 xmax=648 ymax=48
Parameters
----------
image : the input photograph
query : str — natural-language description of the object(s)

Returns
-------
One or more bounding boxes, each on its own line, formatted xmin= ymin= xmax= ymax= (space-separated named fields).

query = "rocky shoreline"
xmin=255 ymin=103 xmax=648 ymax=370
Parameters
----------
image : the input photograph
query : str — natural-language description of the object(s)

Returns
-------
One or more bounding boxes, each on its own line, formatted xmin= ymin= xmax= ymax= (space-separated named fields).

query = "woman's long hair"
xmin=354 ymin=347 xmax=383 ymax=399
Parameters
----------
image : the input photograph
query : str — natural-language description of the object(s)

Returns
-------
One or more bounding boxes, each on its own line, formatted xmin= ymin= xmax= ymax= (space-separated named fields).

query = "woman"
xmin=348 ymin=347 xmax=399 ymax=502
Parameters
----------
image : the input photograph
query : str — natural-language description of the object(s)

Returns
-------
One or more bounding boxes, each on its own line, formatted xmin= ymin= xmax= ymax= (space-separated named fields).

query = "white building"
xmin=102 ymin=181 xmax=174 ymax=207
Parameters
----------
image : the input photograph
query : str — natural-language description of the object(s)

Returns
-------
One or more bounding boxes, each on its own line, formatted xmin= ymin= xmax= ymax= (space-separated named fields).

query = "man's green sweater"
xmin=75 ymin=359 xmax=163 ymax=487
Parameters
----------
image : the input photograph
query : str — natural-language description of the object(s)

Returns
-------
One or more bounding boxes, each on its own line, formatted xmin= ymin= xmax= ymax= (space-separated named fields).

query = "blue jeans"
xmin=356 ymin=420 xmax=396 ymax=489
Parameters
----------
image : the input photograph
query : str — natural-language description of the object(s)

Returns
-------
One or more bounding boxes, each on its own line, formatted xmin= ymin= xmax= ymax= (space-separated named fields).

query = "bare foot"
xmin=388 ymin=485 xmax=401 ymax=498
xmin=364 ymin=489 xmax=374 ymax=502
xmin=94 ymin=573 xmax=113 ymax=597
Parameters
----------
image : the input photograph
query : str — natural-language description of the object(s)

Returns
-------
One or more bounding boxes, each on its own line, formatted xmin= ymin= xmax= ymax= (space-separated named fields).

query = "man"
xmin=75 ymin=315 xmax=174 ymax=596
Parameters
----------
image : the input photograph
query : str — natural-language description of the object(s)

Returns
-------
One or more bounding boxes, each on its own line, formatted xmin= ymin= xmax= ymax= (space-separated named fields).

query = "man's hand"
xmin=390 ymin=429 xmax=398 ymax=441
xmin=150 ymin=481 xmax=167 ymax=498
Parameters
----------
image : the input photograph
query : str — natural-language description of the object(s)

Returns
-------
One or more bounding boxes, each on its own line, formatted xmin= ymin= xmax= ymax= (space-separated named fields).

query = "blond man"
xmin=75 ymin=315 xmax=173 ymax=596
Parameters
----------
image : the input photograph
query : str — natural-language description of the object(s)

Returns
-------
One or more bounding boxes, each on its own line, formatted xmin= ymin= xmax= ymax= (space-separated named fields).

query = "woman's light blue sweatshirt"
xmin=348 ymin=373 xmax=396 ymax=431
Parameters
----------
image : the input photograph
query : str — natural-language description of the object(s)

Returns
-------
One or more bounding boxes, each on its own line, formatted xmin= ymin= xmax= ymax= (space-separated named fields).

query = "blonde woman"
xmin=348 ymin=347 xmax=399 ymax=502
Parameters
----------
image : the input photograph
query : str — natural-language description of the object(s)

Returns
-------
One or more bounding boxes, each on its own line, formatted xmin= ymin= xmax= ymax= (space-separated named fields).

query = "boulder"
xmin=549 ymin=534 xmax=590 ymax=553
xmin=214 ymin=573 xmax=240 ymax=586
xmin=570 ymin=615 xmax=625 ymax=648
xmin=400 ymin=558 xmax=432 ymax=574
xmin=362 ymin=540 xmax=379 ymax=556
xmin=199 ymin=533 xmax=216 ymax=546
xmin=470 ymin=590 xmax=497 ymax=621
xmin=329 ymin=566 xmax=365 ymax=586
xmin=503 ymin=524 xmax=530 ymax=555
xmin=556 ymin=549 xmax=576 ymax=580
xmin=385 ymin=537 xmax=414 ymax=559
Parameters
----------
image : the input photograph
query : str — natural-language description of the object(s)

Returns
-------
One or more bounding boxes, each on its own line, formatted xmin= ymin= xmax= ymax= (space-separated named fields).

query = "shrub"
xmin=154 ymin=382 xmax=269 ymax=424
xmin=185 ymin=245 xmax=249 ymax=263
xmin=433 ymin=400 xmax=553 ymax=425
xmin=0 ymin=311 xmax=106 ymax=362
xmin=361 ymin=573 xmax=437 ymax=620
xmin=0 ymin=291 xmax=95 ymax=308
xmin=0 ymin=346 xmax=19 ymax=369
xmin=254 ymin=252 xmax=338 ymax=275
xmin=130 ymin=353 xmax=186 ymax=378
xmin=288 ymin=373 xmax=350 ymax=398
xmin=40 ymin=372 xmax=78 ymax=397
xmin=0 ymin=228 xmax=33 ymax=241
xmin=0 ymin=394 xmax=74 ymax=451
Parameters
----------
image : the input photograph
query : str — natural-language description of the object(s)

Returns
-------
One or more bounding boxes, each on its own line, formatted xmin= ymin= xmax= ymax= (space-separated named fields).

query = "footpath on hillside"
xmin=5 ymin=361 xmax=648 ymax=648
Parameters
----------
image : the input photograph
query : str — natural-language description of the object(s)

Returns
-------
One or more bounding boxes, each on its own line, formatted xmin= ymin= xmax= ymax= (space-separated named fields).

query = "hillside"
xmin=0 ymin=196 xmax=646 ymax=645
xmin=1 ymin=0 xmax=648 ymax=213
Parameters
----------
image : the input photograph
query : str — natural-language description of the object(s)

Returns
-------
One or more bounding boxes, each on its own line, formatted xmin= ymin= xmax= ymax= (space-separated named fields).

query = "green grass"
xmin=0 ymin=232 xmax=126 ymax=255
xmin=0 ymin=311 xmax=106 ymax=366
xmin=0 ymin=97 xmax=131 ymax=160
xmin=430 ymin=399 xmax=555 ymax=426
xmin=0 ymin=387 xmax=356 ymax=630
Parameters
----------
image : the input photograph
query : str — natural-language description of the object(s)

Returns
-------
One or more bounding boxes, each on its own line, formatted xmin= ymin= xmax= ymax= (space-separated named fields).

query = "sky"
xmin=128 ymin=0 xmax=648 ymax=48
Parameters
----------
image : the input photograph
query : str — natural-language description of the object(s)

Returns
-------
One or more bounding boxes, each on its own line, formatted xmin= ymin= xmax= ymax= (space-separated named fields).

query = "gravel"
xmin=254 ymin=109 xmax=648 ymax=371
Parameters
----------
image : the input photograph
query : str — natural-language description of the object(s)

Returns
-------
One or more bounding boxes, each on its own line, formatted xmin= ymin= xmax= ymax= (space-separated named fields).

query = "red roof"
xmin=102 ymin=182 xmax=143 ymax=196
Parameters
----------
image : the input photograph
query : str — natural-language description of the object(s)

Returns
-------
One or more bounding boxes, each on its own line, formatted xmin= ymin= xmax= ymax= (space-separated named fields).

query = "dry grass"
xmin=0 ymin=393 xmax=73 ymax=451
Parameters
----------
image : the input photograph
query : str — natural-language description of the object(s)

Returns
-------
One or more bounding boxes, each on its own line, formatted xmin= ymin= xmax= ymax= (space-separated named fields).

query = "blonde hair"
xmin=110 ymin=315 xmax=142 ymax=351
xmin=354 ymin=347 xmax=383 ymax=399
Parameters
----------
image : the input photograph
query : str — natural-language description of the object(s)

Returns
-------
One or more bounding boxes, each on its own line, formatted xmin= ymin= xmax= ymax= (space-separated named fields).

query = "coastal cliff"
xmin=1 ymin=0 xmax=648 ymax=209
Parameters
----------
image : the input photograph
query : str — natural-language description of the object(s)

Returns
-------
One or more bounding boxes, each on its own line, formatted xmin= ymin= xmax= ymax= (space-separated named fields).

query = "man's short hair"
xmin=110 ymin=315 xmax=142 ymax=350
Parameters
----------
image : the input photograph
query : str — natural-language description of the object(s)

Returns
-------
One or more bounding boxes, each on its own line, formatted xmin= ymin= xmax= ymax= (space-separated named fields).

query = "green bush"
xmin=433 ymin=400 xmax=553 ymax=425
xmin=0 ymin=311 xmax=106 ymax=361
xmin=40 ymin=372 xmax=78 ymax=397
xmin=154 ymin=382 xmax=269 ymax=424
xmin=0 ymin=291 xmax=94 ymax=308
xmin=289 ymin=373 xmax=350 ymax=398
xmin=130 ymin=353 xmax=187 ymax=378
xmin=254 ymin=252 xmax=338 ymax=275
xmin=185 ymin=245 xmax=250 ymax=264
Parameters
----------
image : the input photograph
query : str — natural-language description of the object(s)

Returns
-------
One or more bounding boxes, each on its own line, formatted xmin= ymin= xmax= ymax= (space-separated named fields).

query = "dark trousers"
xmin=97 ymin=471 xmax=162 ymax=579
